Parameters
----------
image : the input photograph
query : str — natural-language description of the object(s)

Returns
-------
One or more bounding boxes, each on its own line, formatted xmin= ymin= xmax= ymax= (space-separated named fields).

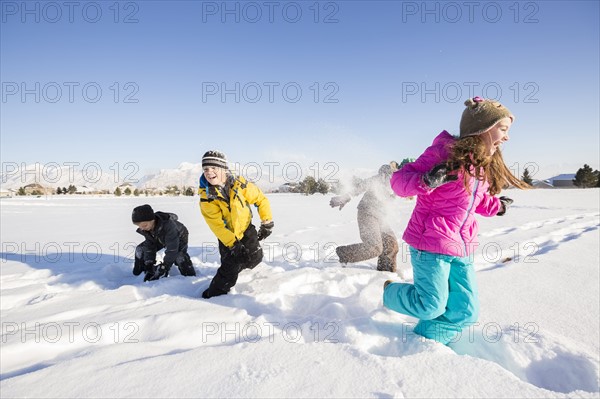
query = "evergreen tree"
xmin=166 ymin=185 xmax=180 ymax=196
xmin=300 ymin=176 xmax=318 ymax=195
xmin=184 ymin=187 xmax=195 ymax=196
xmin=573 ymin=164 xmax=598 ymax=188
xmin=62 ymin=187 xmax=68 ymax=194
xmin=316 ymin=178 xmax=329 ymax=194
xmin=133 ymin=189 xmax=140 ymax=197
xmin=67 ymin=185 xmax=77 ymax=194
xmin=593 ymin=169 xmax=600 ymax=188
xmin=18 ymin=187 xmax=26 ymax=196
xmin=124 ymin=187 xmax=132 ymax=196
xmin=522 ymin=168 xmax=534 ymax=186
xmin=114 ymin=187 xmax=122 ymax=197
xmin=56 ymin=187 xmax=62 ymax=195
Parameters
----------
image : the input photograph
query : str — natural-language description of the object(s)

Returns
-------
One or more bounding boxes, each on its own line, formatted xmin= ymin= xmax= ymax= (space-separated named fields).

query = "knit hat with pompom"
xmin=460 ymin=96 xmax=514 ymax=138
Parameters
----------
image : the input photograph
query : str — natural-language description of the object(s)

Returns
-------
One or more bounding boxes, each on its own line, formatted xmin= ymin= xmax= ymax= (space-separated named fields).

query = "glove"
xmin=202 ymin=288 xmax=213 ymax=299
xmin=257 ymin=221 xmax=274 ymax=241
xmin=144 ymin=262 xmax=169 ymax=282
xmin=329 ymin=194 xmax=351 ymax=210
xmin=496 ymin=196 xmax=514 ymax=216
xmin=230 ymin=241 xmax=249 ymax=259
xmin=423 ymin=163 xmax=459 ymax=189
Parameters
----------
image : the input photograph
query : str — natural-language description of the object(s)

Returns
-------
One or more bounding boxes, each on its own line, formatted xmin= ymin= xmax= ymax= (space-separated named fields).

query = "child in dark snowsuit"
xmin=132 ymin=204 xmax=197 ymax=281
xmin=330 ymin=163 xmax=399 ymax=272
xmin=198 ymin=151 xmax=274 ymax=299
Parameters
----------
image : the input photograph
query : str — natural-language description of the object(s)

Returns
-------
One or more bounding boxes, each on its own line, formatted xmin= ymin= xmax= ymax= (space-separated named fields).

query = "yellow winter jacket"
xmin=199 ymin=175 xmax=272 ymax=248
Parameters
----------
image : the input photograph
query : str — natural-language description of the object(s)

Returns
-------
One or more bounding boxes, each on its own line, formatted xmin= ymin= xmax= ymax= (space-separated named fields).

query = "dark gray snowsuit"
xmin=133 ymin=212 xmax=196 ymax=277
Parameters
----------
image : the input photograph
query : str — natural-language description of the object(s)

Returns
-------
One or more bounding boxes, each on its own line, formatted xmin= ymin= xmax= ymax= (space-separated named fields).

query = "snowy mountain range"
xmin=0 ymin=162 xmax=205 ymax=192
xmin=136 ymin=162 xmax=204 ymax=191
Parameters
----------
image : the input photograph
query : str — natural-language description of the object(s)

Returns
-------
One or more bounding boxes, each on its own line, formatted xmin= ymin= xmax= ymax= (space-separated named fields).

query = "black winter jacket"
xmin=136 ymin=212 xmax=188 ymax=267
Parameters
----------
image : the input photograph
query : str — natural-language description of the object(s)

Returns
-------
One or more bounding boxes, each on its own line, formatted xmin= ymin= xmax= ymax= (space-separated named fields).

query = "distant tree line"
xmin=283 ymin=176 xmax=331 ymax=195
xmin=518 ymin=165 xmax=599 ymax=188
xmin=15 ymin=184 xmax=198 ymax=196
xmin=54 ymin=185 xmax=77 ymax=194
xmin=15 ymin=164 xmax=599 ymax=198
xmin=114 ymin=185 xmax=196 ymax=197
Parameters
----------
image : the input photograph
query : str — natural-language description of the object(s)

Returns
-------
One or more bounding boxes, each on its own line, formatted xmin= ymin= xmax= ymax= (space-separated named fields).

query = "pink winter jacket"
xmin=391 ymin=131 xmax=502 ymax=257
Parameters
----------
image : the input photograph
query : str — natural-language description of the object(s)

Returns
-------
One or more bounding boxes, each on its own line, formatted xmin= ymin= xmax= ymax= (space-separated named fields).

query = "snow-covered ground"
xmin=1 ymin=189 xmax=599 ymax=398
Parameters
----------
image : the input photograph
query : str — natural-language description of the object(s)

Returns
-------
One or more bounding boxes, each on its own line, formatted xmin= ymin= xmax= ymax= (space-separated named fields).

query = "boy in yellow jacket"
xmin=199 ymin=150 xmax=274 ymax=299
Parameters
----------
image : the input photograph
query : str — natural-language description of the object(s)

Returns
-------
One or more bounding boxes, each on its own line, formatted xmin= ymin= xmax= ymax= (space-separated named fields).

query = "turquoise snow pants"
xmin=383 ymin=247 xmax=479 ymax=344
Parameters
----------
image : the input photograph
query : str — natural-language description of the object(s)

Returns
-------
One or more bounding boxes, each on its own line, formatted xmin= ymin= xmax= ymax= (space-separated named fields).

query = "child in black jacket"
xmin=132 ymin=204 xmax=196 ymax=281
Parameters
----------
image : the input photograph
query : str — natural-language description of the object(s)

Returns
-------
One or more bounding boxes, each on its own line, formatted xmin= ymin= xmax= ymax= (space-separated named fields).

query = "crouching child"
xmin=132 ymin=204 xmax=197 ymax=281
xmin=198 ymin=150 xmax=274 ymax=299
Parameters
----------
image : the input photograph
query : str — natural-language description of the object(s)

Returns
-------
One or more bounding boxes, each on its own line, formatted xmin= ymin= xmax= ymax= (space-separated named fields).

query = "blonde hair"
xmin=447 ymin=136 xmax=530 ymax=196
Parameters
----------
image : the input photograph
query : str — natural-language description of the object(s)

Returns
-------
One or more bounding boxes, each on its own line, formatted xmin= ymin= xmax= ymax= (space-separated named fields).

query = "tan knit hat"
xmin=459 ymin=96 xmax=514 ymax=138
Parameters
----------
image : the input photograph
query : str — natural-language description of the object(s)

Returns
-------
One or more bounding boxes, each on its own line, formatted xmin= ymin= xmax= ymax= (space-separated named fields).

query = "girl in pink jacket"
xmin=383 ymin=97 xmax=529 ymax=344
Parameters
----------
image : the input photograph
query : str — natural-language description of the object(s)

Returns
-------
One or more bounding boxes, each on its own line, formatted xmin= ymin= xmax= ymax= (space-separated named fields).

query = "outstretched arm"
xmin=391 ymin=143 xmax=446 ymax=197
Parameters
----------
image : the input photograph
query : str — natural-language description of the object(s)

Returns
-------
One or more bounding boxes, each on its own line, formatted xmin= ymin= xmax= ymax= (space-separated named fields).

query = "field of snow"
xmin=1 ymin=189 xmax=599 ymax=398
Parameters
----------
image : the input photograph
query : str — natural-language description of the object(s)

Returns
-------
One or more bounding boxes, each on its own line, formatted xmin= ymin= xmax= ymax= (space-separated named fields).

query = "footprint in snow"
xmin=450 ymin=325 xmax=599 ymax=394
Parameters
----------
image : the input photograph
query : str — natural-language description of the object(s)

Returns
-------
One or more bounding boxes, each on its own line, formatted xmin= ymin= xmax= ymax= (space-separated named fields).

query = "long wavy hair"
xmin=446 ymin=135 xmax=530 ymax=196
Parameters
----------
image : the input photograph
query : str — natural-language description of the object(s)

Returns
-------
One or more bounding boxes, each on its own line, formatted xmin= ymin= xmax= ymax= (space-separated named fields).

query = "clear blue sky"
xmin=1 ymin=0 xmax=599 ymax=181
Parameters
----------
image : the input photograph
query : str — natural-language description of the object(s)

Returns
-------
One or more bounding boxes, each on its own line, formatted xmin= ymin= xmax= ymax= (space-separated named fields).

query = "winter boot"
xmin=376 ymin=233 xmax=398 ymax=272
xmin=176 ymin=253 xmax=197 ymax=276
xmin=335 ymin=246 xmax=349 ymax=265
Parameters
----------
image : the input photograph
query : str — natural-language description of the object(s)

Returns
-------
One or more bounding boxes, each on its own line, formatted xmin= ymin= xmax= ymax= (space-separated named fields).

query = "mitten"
xmin=144 ymin=262 xmax=168 ymax=281
xmin=423 ymin=163 xmax=459 ymax=188
xmin=329 ymin=194 xmax=351 ymax=210
xmin=231 ymin=241 xmax=249 ymax=259
xmin=496 ymin=196 xmax=514 ymax=216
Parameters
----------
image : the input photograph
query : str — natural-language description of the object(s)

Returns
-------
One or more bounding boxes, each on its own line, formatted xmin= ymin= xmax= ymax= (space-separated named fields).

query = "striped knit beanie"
xmin=202 ymin=150 xmax=228 ymax=169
